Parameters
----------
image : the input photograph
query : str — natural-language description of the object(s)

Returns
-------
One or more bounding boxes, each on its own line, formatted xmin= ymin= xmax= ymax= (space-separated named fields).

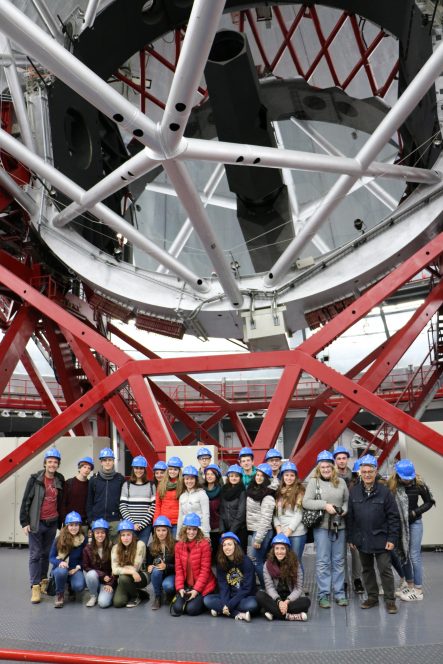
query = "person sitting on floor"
xmin=111 ymin=519 xmax=148 ymax=608
xmin=49 ymin=511 xmax=86 ymax=609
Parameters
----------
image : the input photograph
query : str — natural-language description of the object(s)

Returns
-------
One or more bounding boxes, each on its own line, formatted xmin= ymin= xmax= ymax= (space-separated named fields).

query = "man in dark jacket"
xmin=86 ymin=447 xmax=124 ymax=541
xmin=20 ymin=448 xmax=65 ymax=604
xmin=347 ymin=454 xmax=400 ymax=614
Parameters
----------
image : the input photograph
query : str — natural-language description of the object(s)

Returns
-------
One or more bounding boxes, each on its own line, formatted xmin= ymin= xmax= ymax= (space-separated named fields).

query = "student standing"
xmin=61 ymin=456 xmax=94 ymax=527
xmin=246 ymin=463 xmax=276 ymax=588
xmin=153 ymin=456 xmax=184 ymax=538
xmin=119 ymin=455 xmax=156 ymax=545
xmin=265 ymin=449 xmax=283 ymax=490
xmin=177 ymin=465 xmax=210 ymax=538
xmin=219 ymin=464 xmax=247 ymax=551
xmin=203 ymin=463 xmax=223 ymax=553
xmin=196 ymin=447 xmax=212 ymax=486
xmin=153 ymin=460 xmax=167 ymax=486
xmin=86 ymin=447 xmax=124 ymax=541
xmin=238 ymin=447 xmax=256 ymax=488
xmin=274 ymin=461 xmax=307 ymax=565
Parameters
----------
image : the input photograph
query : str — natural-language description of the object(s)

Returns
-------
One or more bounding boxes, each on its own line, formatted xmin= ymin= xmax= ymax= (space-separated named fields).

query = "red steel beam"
xmin=0 ymin=305 xmax=38 ymax=393
xmin=228 ymin=411 xmax=253 ymax=448
xmin=270 ymin=5 xmax=305 ymax=72
xmin=305 ymin=11 xmax=348 ymax=81
xmin=21 ymin=350 xmax=64 ymax=420
xmin=180 ymin=408 xmax=227 ymax=446
xmin=290 ymin=406 xmax=317 ymax=457
xmin=272 ymin=6 xmax=305 ymax=76
xmin=308 ymin=6 xmax=340 ymax=86
xmin=342 ymin=20 xmax=385 ymax=93
xmin=245 ymin=10 xmax=272 ymax=71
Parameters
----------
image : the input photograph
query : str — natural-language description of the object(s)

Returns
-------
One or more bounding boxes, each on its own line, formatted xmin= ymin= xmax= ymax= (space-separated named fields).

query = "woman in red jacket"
xmin=171 ymin=512 xmax=216 ymax=616
xmin=153 ymin=457 xmax=184 ymax=539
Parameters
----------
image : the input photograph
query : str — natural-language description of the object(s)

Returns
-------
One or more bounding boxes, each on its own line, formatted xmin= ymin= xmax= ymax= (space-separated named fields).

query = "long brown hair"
xmin=91 ymin=529 xmax=112 ymax=566
xmin=157 ymin=470 xmax=184 ymax=499
xmin=267 ymin=545 xmax=299 ymax=585
xmin=276 ymin=477 xmax=305 ymax=511
xmin=216 ymin=540 xmax=244 ymax=571
xmin=178 ymin=526 xmax=205 ymax=543
xmin=387 ymin=472 xmax=423 ymax=494
xmin=150 ymin=527 xmax=176 ymax=557
xmin=56 ymin=526 xmax=77 ymax=554
xmin=129 ymin=468 xmax=148 ymax=483
xmin=314 ymin=463 xmax=340 ymax=487
xmin=115 ymin=532 xmax=138 ymax=566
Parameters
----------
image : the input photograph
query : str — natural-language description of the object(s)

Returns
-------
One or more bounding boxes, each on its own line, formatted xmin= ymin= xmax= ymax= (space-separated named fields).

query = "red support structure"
xmin=21 ymin=350 xmax=64 ymax=420
xmin=0 ymin=305 xmax=38 ymax=393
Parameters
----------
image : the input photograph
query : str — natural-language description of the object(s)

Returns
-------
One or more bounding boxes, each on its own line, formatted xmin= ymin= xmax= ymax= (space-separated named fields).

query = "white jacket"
xmin=177 ymin=488 xmax=210 ymax=538
xmin=273 ymin=499 xmax=306 ymax=536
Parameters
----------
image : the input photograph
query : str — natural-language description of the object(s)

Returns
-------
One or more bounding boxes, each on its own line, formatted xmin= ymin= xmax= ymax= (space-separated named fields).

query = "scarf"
xmin=206 ymin=485 xmax=221 ymax=500
xmin=265 ymin=559 xmax=281 ymax=579
xmin=99 ymin=469 xmax=116 ymax=480
xmin=394 ymin=486 xmax=410 ymax=563
xmin=246 ymin=479 xmax=273 ymax=502
xmin=166 ymin=479 xmax=178 ymax=491
xmin=220 ymin=482 xmax=245 ymax=502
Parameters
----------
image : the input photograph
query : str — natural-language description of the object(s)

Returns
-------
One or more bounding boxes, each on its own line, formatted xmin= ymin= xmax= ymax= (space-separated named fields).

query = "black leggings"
xmin=256 ymin=590 xmax=311 ymax=619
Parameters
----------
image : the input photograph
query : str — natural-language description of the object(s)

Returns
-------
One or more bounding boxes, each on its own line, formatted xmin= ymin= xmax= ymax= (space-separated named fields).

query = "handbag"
xmin=46 ymin=575 xmax=56 ymax=596
xmin=302 ymin=479 xmax=324 ymax=529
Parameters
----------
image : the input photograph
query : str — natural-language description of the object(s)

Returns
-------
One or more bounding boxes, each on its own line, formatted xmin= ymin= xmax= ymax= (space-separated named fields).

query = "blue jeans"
xmin=247 ymin=529 xmax=273 ymax=589
xmin=403 ymin=519 xmax=424 ymax=586
xmin=203 ymin=593 xmax=258 ymax=617
xmin=52 ymin=567 xmax=86 ymax=594
xmin=84 ymin=570 xmax=114 ymax=608
xmin=150 ymin=568 xmax=175 ymax=597
xmin=28 ymin=520 xmax=58 ymax=586
xmin=136 ymin=525 xmax=152 ymax=546
xmin=313 ymin=527 xmax=346 ymax=600
xmin=290 ymin=534 xmax=307 ymax=572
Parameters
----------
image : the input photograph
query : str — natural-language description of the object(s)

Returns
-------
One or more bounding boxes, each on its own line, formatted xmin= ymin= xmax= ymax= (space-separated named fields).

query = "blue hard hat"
xmin=44 ymin=448 xmax=61 ymax=461
xmin=256 ymin=462 xmax=273 ymax=478
xmin=183 ymin=465 xmax=199 ymax=477
xmin=220 ymin=531 xmax=240 ymax=545
xmin=91 ymin=518 xmax=109 ymax=530
xmin=78 ymin=456 xmax=94 ymax=469
xmin=352 ymin=459 xmax=362 ymax=473
xmin=167 ymin=456 xmax=183 ymax=468
xmin=117 ymin=519 xmax=135 ymax=532
xmin=153 ymin=461 xmax=167 ymax=471
xmin=196 ymin=447 xmax=212 ymax=458
xmin=153 ymin=516 xmax=172 ymax=528
xmin=226 ymin=464 xmax=243 ymax=476
xmin=265 ymin=448 xmax=282 ymax=461
xmin=65 ymin=511 xmax=82 ymax=525
xmin=395 ymin=459 xmax=416 ymax=481
xmin=317 ymin=450 xmax=334 ymax=464
xmin=359 ymin=454 xmax=377 ymax=468
xmin=281 ymin=461 xmax=298 ymax=474
xmin=271 ymin=533 xmax=291 ymax=547
xmin=205 ymin=463 xmax=222 ymax=476
xmin=333 ymin=446 xmax=350 ymax=458
xmin=99 ymin=447 xmax=115 ymax=460
xmin=183 ymin=512 xmax=201 ymax=528
xmin=238 ymin=447 xmax=254 ymax=458
xmin=131 ymin=455 xmax=148 ymax=468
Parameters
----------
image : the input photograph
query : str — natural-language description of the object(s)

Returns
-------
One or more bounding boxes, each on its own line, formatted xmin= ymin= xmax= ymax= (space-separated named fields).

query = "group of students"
xmin=20 ymin=443 xmax=434 ymax=620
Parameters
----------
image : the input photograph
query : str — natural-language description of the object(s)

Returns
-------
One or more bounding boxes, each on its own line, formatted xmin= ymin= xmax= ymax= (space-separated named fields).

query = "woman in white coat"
xmin=176 ymin=465 xmax=210 ymax=539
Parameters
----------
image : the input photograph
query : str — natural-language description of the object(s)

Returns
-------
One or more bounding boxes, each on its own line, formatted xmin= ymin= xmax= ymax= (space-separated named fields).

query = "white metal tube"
xmin=0 ymin=166 xmax=37 ymax=215
xmin=0 ymin=127 xmax=209 ymax=293
xmin=164 ymin=160 xmax=243 ymax=307
xmin=146 ymin=181 xmax=236 ymax=210
xmin=183 ymin=137 xmax=441 ymax=184
xmin=30 ymin=0 xmax=60 ymax=38
xmin=82 ymin=0 xmax=101 ymax=32
xmin=53 ymin=149 xmax=158 ymax=227
xmin=160 ymin=0 xmax=225 ymax=154
xmin=0 ymin=0 xmax=163 ymax=154
xmin=265 ymin=39 xmax=443 ymax=287
xmin=0 ymin=35 xmax=35 ymax=151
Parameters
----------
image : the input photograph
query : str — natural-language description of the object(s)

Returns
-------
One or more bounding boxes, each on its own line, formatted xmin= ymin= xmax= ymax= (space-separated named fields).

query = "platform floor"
xmin=0 ymin=548 xmax=442 ymax=663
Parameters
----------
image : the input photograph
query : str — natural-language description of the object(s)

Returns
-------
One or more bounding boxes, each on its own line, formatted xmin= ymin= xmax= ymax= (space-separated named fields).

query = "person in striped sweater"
xmin=119 ymin=456 xmax=155 ymax=546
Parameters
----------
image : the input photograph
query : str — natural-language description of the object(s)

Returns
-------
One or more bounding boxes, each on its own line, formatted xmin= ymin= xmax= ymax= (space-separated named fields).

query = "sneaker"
xmin=353 ymin=578 xmax=365 ymax=594
xmin=336 ymin=597 xmax=349 ymax=606
xmin=86 ymin=595 xmax=97 ymax=607
xmin=378 ymin=587 xmax=384 ymax=595
xmin=361 ymin=598 xmax=379 ymax=609
xmin=286 ymin=612 xmax=307 ymax=621
xmin=400 ymin=589 xmax=423 ymax=602
xmin=54 ymin=593 xmax=64 ymax=609
xmin=151 ymin=596 xmax=162 ymax=610
xmin=395 ymin=579 xmax=408 ymax=597
xmin=235 ymin=611 xmax=251 ymax=622
xmin=386 ymin=600 xmax=398 ymax=614
xmin=319 ymin=597 xmax=331 ymax=609
xmin=126 ymin=596 xmax=141 ymax=608
xmin=264 ymin=612 xmax=274 ymax=621
xmin=31 ymin=584 xmax=41 ymax=604
xmin=210 ymin=609 xmax=218 ymax=617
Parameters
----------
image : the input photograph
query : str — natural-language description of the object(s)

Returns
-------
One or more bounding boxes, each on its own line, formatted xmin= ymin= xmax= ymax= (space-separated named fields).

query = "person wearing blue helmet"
xmin=265 ymin=448 xmax=283 ymax=488
xmin=203 ymin=464 xmax=224 ymax=557
xmin=196 ymin=446 xmax=212 ymax=485
xmin=87 ymin=447 xmax=124 ymax=542
xmin=153 ymin=460 xmax=167 ymax=486
xmin=111 ymin=519 xmax=148 ymax=608
xmin=246 ymin=463 xmax=276 ymax=588
xmin=203 ymin=532 xmax=258 ymax=621
xmin=333 ymin=446 xmax=352 ymax=485
xmin=146 ymin=516 xmax=176 ymax=609
xmin=387 ymin=459 xmax=435 ymax=603
xmin=220 ymin=464 xmax=247 ymax=551
xmin=274 ymin=461 xmax=307 ymax=570
xmin=61 ymin=456 xmax=94 ymax=531
xmin=153 ymin=457 xmax=184 ymax=538
xmin=49 ymin=511 xmax=86 ymax=608
xmin=302 ymin=450 xmax=349 ymax=608
xmin=238 ymin=447 xmax=257 ymax=489
xmin=119 ymin=455 xmax=156 ymax=545
xmin=177 ymin=465 xmax=210 ymax=538
xmin=20 ymin=447 xmax=65 ymax=604
xmin=83 ymin=519 xmax=115 ymax=608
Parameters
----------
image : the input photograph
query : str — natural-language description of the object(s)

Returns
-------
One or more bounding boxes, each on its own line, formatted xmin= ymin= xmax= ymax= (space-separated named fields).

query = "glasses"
xmin=360 ymin=469 xmax=376 ymax=474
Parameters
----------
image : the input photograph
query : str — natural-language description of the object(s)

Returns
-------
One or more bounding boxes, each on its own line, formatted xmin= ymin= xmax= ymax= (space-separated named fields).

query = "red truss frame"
xmin=0 ymin=232 xmax=442 ymax=481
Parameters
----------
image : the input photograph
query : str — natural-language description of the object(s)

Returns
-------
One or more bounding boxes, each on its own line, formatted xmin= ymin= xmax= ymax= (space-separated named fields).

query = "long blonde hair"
xmin=314 ymin=463 xmax=340 ymax=487
xmin=276 ymin=478 xmax=305 ymax=511
xmin=387 ymin=472 xmax=422 ymax=494
xmin=157 ymin=469 xmax=184 ymax=499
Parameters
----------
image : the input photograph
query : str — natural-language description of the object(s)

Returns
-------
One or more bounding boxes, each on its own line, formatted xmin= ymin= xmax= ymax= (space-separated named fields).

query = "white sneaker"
xmin=395 ymin=580 xmax=408 ymax=597
xmin=126 ymin=596 xmax=141 ymax=608
xmin=264 ymin=612 xmax=274 ymax=621
xmin=86 ymin=595 xmax=97 ymax=607
xmin=400 ymin=589 xmax=423 ymax=602
xmin=210 ymin=609 xmax=218 ymax=617
xmin=286 ymin=612 xmax=308 ymax=621
xmin=235 ymin=611 xmax=251 ymax=622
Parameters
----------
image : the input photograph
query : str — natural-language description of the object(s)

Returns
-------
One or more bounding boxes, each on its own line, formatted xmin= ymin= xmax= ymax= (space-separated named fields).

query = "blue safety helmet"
xmin=317 ymin=450 xmax=334 ymax=464
xmin=65 ymin=511 xmax=82 ymax=525
xmin=226 ymin=464 xmax=243 ymax=476
xmin=183 ymin=512 xmax=202 ymax=528
xmin=44 ymin=448 xmax=61 ymax=461
xmin=220 ymin=531 xmax=240 ymax=545
xmin=153 ymin=516 xmax=172 ymax=528
xmin=238 ymin=447 xmax=254 ymax=458
xmin=153 ymin=460 xmax=167 ymax=471
xmin=271 ymin=533 xmax=291 ymax=547
xmin=91 ymin=518 xmax=109 ymax=530
xmin=78 ymin=456 xmax=94 ymax=470
xmin=395 ymin=459 xmax=416 ymax=481
xmin=183 ymin=465 xmax=199 ymax=477
xmin=281 ymin=461 xmax=298 ymax=474
xmin=256 ymin=462 xmax=273 ymax=478
xmin=131 ymin=455 xmax=148 ymax=468
xmin=352 ymin=459 xmax=362 ymax=473
xmin=117 ymin=519 xmax=135 ymax=532
xmin=359 ymin=454 xmax=377 ymax=468
xmin=265 ymin=448 xmax=282 ymax=461
xmin=196 ymin=447 xmax=212 ymax=458
xmin=205 ymin=463 xmax=222 ymax=476
xmin=167 ymin=456 xmax=183 ymax=468
xmin=333 ymin=446 xmax=350 ymax=458
xmin=99 ymin=447 xmax=115 ymax=460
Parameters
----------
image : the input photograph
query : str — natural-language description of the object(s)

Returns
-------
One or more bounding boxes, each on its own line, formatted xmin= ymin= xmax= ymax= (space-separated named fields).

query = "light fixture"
xmin=354 ymin=218 xmax=367 ymax=234
xmin=34 ymin=411 xmax=43 ymax=419
xmin=1 ymin=410 xmax=10 ymax=417
xmin=17 ymin=411 xmax=27 ymax=418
